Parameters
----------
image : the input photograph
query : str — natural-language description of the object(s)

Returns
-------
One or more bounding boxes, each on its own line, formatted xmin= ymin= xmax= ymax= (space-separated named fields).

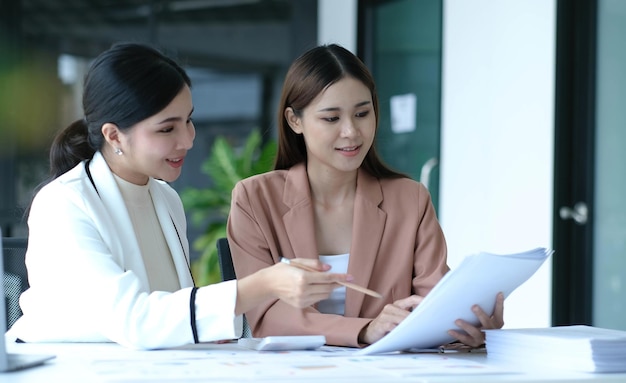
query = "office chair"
xmin=216 ymin=237 xmax=252 ymax=338
xmin=216 ymin=238 xmax=236 ymax=281
xmin=2 ymin=237 xmax=28 ymax=331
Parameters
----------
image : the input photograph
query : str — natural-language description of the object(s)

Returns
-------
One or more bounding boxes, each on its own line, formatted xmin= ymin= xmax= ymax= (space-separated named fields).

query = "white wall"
xmin=440 ymin=0 xmax=556 ymax=328
xmin=319 ymin=0 xmax=556 ymax=328
xmin=318 ymin=0 xmax=357 ymax=52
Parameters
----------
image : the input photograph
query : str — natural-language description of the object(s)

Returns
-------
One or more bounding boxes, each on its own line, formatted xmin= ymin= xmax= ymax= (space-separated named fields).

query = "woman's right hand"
xmin=235 ymin=258 xmax=351 ymax=315
xmin=266 ymin=259 xmax=352 ymax=308
xmin=358 ymin=295 xmax=423 ymax=345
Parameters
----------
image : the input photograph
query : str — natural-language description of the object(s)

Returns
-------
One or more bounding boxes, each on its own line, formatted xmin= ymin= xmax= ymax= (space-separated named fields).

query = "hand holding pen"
xmin=280 ymin=257 xmax=382 ymax=299
xmin=236 ymin=256 xmax=357 ymax=314
xmin=237 ymin=256 xmax=382 ymax=315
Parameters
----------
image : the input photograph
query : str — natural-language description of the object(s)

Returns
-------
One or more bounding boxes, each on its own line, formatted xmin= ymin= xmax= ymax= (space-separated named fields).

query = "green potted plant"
xmin=181 ymin=129 xmax=277 ymax=286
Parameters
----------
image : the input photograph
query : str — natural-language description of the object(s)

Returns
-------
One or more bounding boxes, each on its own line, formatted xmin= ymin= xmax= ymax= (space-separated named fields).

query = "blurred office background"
xmin=1 ymin=0 xmax=624 ymax=332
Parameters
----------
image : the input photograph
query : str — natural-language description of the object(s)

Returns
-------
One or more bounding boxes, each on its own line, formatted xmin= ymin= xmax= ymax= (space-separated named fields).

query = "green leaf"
xmin=238 ymin=129 xmax=262 ymax=176
xmin=253 ymin=140 xmax=278 ymax=175
xmin=183 ymin=129 xmax=277 ymax=285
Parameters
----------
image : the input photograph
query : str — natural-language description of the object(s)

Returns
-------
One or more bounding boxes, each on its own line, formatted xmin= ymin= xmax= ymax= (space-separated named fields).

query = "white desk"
xmin=2 ymin=341 xmax=625 ymax=382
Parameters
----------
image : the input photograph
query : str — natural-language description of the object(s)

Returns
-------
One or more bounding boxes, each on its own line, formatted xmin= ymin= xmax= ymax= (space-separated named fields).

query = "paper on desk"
xmin=355 ymin=247 xmax=552 ymax=356
xmin=485 ymin=325 xmax=626 ymax=373
xmin=89 ymin=346 xmax=510 ymax=381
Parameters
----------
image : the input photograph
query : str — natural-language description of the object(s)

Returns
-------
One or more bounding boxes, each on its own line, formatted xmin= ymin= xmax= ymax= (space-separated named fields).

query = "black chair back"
xmin=216 ymin=237 xmax=251 ymax=337
xmin=216 ymin=237 xmax=236 ymax=281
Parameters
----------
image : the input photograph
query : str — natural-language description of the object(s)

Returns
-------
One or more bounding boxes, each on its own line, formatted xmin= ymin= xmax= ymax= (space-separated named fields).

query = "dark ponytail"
xmin=48 ymin=119 xmax=96 ymax=179
xmin=24 ymin=118 xmax=96 ymax=219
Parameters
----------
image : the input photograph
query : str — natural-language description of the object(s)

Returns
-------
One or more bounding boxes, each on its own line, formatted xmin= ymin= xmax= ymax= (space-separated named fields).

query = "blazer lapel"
xmin=88 ymin=152 xmax=150 ymax=288
xmin=149 ymin=181 xmax=194 ymax=288
xmin=345 ymin=169 xmax=386 ymax=317
xmin=282 ymin=163 xmax=319 ymax=261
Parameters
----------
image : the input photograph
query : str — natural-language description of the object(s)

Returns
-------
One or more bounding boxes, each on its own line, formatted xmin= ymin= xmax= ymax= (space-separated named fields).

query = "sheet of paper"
xmin=485 ymin=325 xmax=626 ymax=373
xmin=89 ymin=347 xmax=510 ymax=381
xmin=354 ymin=248 xmax=552 ymax=356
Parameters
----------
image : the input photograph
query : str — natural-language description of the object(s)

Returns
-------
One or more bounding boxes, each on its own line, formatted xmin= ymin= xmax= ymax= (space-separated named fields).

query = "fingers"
xmin=280 ymin=258 xmax=354 ymax=284
xmin=311 ymin=271 xmax=354 ymax=284
xmin=290 ymin=258 xmax=331 ymax=272
xmin=393 ymin=295 xmax=424 ymax=311
xmin=359 ymin=296 xmax=422 ymax=344
xmin=491 ymin=292 xmax=505 ymax=328
xmin=472 ymin=292 xmax=505 ymax=330
xmin=449 ymin=320 xmax=485 ymax=347
xmin=278 ymin=281 xmax=330 ymax=308
xmin=270 ymin=262 xmax=352 ymax=308
xmin=449 ymin=292 xmax=506 ymax=348
xmin=471 ymin=305 xmax=492 ymax=327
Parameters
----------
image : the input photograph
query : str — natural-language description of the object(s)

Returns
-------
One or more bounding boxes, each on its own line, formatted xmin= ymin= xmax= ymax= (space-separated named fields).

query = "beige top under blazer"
xmin=228 ymin=163 xmax=450 ymax=347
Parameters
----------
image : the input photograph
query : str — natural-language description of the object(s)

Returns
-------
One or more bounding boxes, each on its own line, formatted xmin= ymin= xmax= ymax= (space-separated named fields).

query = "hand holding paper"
xmin=449 ymin=291 xmax=505 ymax=347
xmin=359 ymin=295 xmax=423 ymax=345
xmin=355 ymin=247 xmax=553 ymax=355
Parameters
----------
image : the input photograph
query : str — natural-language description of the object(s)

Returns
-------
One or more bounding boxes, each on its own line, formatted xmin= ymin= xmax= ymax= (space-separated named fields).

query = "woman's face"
xmin=113 ymin=86 xmax=195 ymax=184
xmin=286 ymin=76 xmax=375 ymax=176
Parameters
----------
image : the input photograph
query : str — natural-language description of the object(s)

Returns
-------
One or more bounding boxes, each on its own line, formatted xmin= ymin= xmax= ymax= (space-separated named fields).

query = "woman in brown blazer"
xmin=228 ymin=43 xmax=504 ymax=348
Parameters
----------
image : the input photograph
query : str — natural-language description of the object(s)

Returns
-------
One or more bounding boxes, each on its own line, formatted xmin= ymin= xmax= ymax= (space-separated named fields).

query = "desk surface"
xmin=2 ymin=341 xmax=625 ymax=383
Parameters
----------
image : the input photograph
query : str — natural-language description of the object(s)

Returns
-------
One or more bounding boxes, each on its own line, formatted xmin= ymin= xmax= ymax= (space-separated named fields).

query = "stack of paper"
xmin=355 ymin=247 xmax=552 ymax=355
xmin=485 ymin=325 xmax=626 ymax=373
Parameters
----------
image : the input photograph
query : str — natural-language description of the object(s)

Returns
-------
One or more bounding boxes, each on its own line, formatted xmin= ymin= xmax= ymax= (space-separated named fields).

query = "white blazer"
xmin=8 ymin=152 xmax=241 ymax=349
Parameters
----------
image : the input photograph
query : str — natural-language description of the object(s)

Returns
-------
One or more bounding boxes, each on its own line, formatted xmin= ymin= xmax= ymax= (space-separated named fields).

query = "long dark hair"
xmin=48 ymin=42 xmax=191 ymax=180
xmin=274 ymin=43 xmax=405 ymax=179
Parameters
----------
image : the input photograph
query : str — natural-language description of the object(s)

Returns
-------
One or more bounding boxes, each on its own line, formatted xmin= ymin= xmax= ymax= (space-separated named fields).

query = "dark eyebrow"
xmin=316 ymin=101 xmax=371 ymax=113
xmin=156 ymin=107 xmax=194 ymax=124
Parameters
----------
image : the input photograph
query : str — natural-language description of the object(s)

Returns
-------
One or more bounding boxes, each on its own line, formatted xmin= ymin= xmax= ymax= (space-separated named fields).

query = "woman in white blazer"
xmin=7 ymin=42 xmax=349 ymax=350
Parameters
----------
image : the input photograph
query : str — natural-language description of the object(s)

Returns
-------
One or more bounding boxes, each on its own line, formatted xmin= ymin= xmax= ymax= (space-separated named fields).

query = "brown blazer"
xmin=227 ymin=163 xmax=449 ymax=347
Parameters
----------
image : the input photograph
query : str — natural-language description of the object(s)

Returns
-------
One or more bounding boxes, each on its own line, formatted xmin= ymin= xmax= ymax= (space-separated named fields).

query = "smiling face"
xmin=285 ymin=76 xmax=375 ymax=178
xmin=102 ymin=85 xmax=195 ymax=184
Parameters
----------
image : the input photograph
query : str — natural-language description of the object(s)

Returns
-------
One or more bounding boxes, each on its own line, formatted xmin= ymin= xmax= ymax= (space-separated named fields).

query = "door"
xmin=359 ymin=0 xmax=442 ymax=210
xmin=553 ymin=0 xmax=626 ymax=330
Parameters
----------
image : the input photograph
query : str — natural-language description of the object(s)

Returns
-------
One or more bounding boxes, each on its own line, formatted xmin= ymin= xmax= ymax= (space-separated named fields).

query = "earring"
xmin=114 ymin=148 xmax=123 ymax=156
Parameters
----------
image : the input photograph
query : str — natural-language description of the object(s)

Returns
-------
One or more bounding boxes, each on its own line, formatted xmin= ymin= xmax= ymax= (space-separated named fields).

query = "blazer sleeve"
xmin=12 ymin=177 xmax=239 ymax=349
xmin=227 ymin=180 xmax=372 ymax=347
xmin=411 ymin=182 xmax=450 ymax=297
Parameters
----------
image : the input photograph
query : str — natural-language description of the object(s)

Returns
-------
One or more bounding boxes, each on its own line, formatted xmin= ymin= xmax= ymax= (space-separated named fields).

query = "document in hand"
xmin=355 ymin=247 xmax=552 ymax=356
xmin=485 ymin=325 xmax=626 ymax=373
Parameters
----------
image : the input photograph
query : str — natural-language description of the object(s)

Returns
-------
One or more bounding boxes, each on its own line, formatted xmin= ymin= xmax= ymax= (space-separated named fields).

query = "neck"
xmin=307 ymin=168 xmax=358 ymax=208
xmin=102 ymin=149 xmax=149 ymax=185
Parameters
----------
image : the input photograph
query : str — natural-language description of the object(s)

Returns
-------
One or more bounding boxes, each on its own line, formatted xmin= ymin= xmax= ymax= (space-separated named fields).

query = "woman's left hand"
xmin=447 ymin=292 xmax=505 ymax=347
